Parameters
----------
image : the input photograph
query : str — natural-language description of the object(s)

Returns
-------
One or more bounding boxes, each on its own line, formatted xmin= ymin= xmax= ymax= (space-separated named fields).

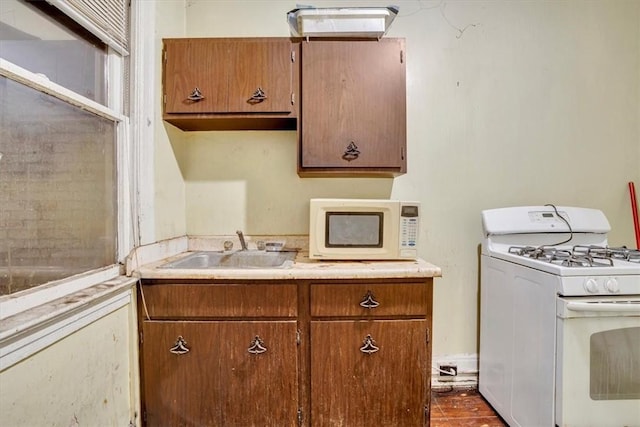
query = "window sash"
xmin=0 ymin=56 xmax=131 ymax=310
xmin=0 ymin=58 xmax=124 ymax=123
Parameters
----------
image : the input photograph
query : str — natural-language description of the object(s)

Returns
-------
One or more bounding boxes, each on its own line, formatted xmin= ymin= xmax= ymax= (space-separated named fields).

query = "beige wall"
xmin=0 ymin=304 xmax=138 ymax=426
xmin=154 ymin=0 xmax=640 ymax=357
xmin=154 ymin=0 xmax=189 ymax=240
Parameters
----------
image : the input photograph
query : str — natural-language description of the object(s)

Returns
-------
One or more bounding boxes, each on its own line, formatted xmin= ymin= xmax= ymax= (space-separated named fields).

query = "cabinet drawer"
xmin=310 ymin=283 xmax=428 ymax=317
xmin=141 ymin=283 xmax=297 ymax=319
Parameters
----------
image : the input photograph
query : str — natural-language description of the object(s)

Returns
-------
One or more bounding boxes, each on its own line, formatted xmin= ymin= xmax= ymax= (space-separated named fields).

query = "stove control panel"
xmin=482 ymin=206 xmax=610 ymax=235
xmin=528 ymin=210 xmax=569 ymax=224
xmin=561 ymin=275 xmax=639 ymax=296
xmin=582 ymin=278 xmax=622 ymax=294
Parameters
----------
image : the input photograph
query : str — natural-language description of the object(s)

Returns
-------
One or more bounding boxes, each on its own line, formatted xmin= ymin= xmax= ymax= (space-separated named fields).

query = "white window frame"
xmin=0 ymin=0 xmax=161 ymax=384
xmin=0 ymin=0 xmax=136 ymax=319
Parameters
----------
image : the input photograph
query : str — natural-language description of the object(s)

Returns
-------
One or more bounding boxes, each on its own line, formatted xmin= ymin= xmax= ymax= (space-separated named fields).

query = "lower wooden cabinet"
xmin=311 ymin=320 xmax=429 ymax=426
xmin=141 ymin=320 xmax=299 ymax=427
xmin=138 ymin=278 xmax=433 ymax=427
xmin=309 ymin=281 xmax=432 ymax=426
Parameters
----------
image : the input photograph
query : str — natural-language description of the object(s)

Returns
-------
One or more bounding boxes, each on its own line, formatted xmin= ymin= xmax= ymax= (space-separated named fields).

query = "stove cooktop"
xmin=508 ymin=245 xmax=640 ymax=268
xmin=481 ymin=206 xmax=640 ymax=295
xmin=486 ymin=247 xmax=640 ymax=296
xmin=488 ymin=246 xmax=640 ymax=277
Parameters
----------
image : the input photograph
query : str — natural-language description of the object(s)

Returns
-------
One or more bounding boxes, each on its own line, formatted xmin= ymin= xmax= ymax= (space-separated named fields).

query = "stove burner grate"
xmin=573 ymin=245 xmax=640 ymax=264
xmin=548 ymin=252 xmax=613 ymax=268
xmin=507 ymin=245 xmax=639 ymax=267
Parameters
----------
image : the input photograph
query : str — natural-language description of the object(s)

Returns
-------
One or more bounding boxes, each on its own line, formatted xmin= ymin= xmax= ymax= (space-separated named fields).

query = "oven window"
xmin=590 ymin=327 xmax=640 ymax=400
xmin=326 ymin=212 xmax=383 ymax=248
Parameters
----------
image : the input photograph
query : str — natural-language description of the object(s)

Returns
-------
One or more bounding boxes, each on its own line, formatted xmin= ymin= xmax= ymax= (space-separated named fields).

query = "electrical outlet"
xmin=439 ymin=364 xmax=457 ymax=376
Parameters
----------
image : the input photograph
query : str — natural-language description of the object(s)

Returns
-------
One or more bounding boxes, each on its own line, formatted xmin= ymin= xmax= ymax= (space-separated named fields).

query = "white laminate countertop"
xmin=129 ymin=236 xmax=442 ymax=281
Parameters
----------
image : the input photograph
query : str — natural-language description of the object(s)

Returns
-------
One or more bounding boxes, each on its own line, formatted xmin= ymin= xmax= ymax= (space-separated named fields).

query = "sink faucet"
xmin=236 ymin=230 xmax=248 ymax=251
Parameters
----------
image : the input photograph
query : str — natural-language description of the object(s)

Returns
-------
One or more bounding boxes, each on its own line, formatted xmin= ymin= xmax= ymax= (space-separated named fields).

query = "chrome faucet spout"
xmin=236 ymin=230 xmax=248 ymax=251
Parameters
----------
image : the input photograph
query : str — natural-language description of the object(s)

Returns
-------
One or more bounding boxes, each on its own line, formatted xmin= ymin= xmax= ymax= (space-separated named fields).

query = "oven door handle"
xmin=566 ymin=301 xmax=640 ymax=313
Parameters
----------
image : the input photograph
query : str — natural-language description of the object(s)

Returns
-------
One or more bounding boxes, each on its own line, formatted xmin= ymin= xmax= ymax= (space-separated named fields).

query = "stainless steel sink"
xmin=159 ymin=250 xmax=297 ymax=269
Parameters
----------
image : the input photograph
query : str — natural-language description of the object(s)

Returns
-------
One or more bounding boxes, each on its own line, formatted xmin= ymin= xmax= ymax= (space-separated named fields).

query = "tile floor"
xmin=431 ymin=388 xmax=507 ymax=427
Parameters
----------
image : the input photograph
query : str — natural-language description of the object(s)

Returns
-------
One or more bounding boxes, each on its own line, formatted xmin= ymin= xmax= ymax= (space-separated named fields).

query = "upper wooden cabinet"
xmin=298 ymin=39 xmax=407 ymax=177
xmin=162 ymin=38 xmax=298 ymax=130
xmin=160 ymin=37 xmax=408 ymax=176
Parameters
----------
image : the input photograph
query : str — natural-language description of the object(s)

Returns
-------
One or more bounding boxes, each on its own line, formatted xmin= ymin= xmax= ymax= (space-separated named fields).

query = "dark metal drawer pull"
xmin=249 ymin=87 xmax=267 ymax=103
xmin=248 ymin=335 xmax=267 ymax=354
xmin=187 ymin=87 xmax=205 ymax=101
xmin=360 ymin=334 xmax=379 ymax=354
xmin=359 ymin=290 xmax=380 ymax=309
xmin=169 ymin=336 xmax=190 ymax=355
xmin=342 ymin=141 xmax=360 ymax=161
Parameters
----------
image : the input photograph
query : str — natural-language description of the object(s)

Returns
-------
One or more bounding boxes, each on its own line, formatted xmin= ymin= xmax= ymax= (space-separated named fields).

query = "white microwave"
xmin=309 ymin=198 xmax=420 ymax=260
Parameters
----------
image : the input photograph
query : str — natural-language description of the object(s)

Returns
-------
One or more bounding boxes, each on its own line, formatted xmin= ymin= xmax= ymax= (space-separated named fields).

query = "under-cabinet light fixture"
xmin=287 ymin=6 xmax=399 ymax=39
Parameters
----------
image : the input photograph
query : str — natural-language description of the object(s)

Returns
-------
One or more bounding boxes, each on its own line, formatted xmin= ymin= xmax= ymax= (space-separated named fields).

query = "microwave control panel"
xmin=399 ymin=204 xmax=419 ymax=250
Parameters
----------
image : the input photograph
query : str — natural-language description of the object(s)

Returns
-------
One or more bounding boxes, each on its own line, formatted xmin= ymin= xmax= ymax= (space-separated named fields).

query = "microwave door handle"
xmin=566 ymin=301 xmax=640 ymax=314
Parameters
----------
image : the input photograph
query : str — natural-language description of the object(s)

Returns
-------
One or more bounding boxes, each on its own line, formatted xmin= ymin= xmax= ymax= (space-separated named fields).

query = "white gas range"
xmin=479 ymin=205 xmax=640 ymax=427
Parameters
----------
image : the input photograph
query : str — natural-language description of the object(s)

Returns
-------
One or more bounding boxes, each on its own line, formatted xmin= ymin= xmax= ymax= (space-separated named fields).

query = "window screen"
xmin=0 ymin=76 xmax=117 ymax=295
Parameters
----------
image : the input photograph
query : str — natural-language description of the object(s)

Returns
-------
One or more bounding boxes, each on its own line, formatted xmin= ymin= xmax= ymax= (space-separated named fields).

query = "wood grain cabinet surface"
xmin=138 ymin=277 xmax=432 ymax=426
xmin=142 ymin=320 xmax=299 ymax=427
xmin=161 ymin=37 xmax=408 ymax=176
xmin=309 ymin=281 xmax=431 ymax=426
xmin=162 ymin=38 xmax=297 ymax=130
xmin=298 ymin=39 xmax=407 ymax=177
xmin=139 ymin=281 xmax=300 ymax=427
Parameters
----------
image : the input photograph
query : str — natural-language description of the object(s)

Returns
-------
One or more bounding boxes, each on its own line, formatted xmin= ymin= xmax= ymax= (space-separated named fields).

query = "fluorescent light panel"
xmin=287 ymin=6 xmax=398 ymax=38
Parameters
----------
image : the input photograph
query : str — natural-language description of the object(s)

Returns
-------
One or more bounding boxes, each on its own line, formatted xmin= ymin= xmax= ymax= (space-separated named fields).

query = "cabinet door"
xmin=300 ymin=40 xmax=406 ymax=171
xmin=228 ymin=39 xmax=293 ymax=113
xmin=310 ymin=319 xmax=428 ymax=426
xmin=164 ymin=39 xmax=293 ymax=116
xmin=164 ymin=39 xmax=230 ymax=114
xmin=142 ymin=320 xmax=299 ymax=427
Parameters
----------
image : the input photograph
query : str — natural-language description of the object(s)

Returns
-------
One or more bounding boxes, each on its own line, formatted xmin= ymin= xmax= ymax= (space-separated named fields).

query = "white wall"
xmin=154 ymin=0 xmax=640 ymax=357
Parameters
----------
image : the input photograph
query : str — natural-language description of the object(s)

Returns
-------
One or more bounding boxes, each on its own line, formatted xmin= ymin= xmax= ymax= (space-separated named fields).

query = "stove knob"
xmin=583 ymin=278 xmax=599 ymax=293
xmin=604 ymin=278 xmax=620 ymax=293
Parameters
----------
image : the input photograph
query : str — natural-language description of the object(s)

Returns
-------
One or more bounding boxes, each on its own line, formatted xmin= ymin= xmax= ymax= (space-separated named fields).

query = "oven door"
xmin=556 ymin=296 xmax=640 ymax=427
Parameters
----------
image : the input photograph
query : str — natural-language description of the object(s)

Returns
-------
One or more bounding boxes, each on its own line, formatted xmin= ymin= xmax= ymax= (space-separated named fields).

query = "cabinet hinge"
xmin=400 ymin=50 xmax=404 ymax=64
xmin=426 ymin=327 xmax=430 ymax=344
xmin=291 ymin=50 xmax=296 ymax=63
xmin=424 ymin=403 xmax=430 ymax=419
xmin=139 ymin=330 xmax=143 ymax=344
xmin=296 ymin=329 xmax=301 ymax=345
xmin=163 ymin=49 xmax=167 ymax=63
xmin=401 ymin=146 xmax=405 ymax=160
xmin=291 ymin=92 xmax=295 ymax=106
xmin=297 ymin=408 xmax=303 ymax=426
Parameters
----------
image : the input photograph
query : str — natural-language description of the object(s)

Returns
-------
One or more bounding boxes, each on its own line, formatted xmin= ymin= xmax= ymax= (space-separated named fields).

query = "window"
xmin=0 ymin=0 xmax=108 ymax=104
xmin=0 ymin=0 xmax=128 ymax=297
xmin=0 ymin=77 xmax=117 ymax=295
